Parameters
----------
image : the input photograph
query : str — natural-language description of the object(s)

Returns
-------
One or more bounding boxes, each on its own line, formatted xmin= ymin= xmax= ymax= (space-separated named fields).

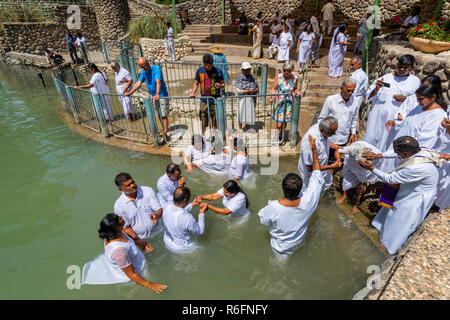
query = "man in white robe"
xmin=163 ymin=187 xmax=207 ymax=252
xmin=349 ymin=57 xmax=368 ymax=133
xmin=364 ymin=54 xmax=420 ymax=151
xmin=298 ymin=116 xmax=342 ymax=193
xmin=317 ymin=78 xmax=357 ymax=151
xmin=259 ymin=135 xmax=324 ymax=257
xmin=435 ymin=116 xmax=450 ymax=211
xmin=111 ymin=62 xmax=138 ymax=120
xmin=157 ymin=163 xmax=186 ymax=207
xmin=358 ymin=136 xmax=440 ymax=255
xmin=113 ymin=173 xmax=163 ymax=240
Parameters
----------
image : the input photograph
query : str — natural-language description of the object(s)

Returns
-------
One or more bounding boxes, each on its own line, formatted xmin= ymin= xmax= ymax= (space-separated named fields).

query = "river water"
xmin=0 ymin=63 xmax=384 ymax=299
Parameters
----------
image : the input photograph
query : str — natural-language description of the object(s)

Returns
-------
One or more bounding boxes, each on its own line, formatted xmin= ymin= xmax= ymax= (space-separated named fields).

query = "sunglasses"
xmin=283 ymin=69 xmax=292 ymax=72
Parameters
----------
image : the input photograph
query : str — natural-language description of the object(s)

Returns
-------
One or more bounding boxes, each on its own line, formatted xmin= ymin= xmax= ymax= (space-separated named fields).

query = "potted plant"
xmin=407 ymin=17 xmax=450 ymax=53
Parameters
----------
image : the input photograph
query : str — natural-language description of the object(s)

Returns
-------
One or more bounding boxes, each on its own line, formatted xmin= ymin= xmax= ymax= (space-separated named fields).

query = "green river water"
xmin=0 ymin=63 xmax=385 ymax=300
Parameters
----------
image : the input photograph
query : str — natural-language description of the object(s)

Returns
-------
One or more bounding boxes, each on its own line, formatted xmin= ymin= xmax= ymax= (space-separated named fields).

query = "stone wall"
xmin=140 ymin=36 xmax=193 ymax=61
xmin=368 ymin=33 xmax=450 ymax=105
xmin=128 ymin=0 xmax=448 ymax=25
xmin=2 ymin=4 xmax=99 ymax=54
xmin=92 ymin=0 xmax=130 ymax=41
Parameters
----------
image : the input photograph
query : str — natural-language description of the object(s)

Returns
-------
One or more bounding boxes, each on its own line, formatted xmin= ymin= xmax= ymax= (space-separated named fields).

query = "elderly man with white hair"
xmin=358 ymin=136 xmax=440 ymax=255
xmin=111 ymin=62 xmax=138 ymax=120
xmin=298 ymin=116 xmax=342 ymax=193
xmin=349 ymin=57 xmax=368 ymax=133
xmin=317 ymin=78 xmax=357 ymax=165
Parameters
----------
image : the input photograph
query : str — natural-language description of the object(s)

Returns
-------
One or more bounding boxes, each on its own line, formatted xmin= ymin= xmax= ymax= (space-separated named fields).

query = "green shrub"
xmin=407 ymin=17 xmax=450 ymax=42
xmin=128 ymin=12 xmax=182 ymax=41
xmin=0 ymin=3 xmax=46 ymax=23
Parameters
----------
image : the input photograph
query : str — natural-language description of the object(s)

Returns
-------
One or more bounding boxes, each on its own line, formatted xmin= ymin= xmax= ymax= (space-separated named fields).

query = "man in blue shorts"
xmin=125 ymin=57 xmax=170 ymax=141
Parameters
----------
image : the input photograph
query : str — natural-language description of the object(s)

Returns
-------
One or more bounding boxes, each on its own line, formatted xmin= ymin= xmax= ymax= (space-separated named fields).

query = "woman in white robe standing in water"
xmin=296 ymin=23 xmax=315 ymax=73
xmin=277 ymin=24 xmax=293 ymax=64
xmin=328 ymin=26 xmax=351 ymax=78
xmin=74 ymin=63 xmax=114 ymax=121
xmin=82 ymin=214 xmax=167 ymax=293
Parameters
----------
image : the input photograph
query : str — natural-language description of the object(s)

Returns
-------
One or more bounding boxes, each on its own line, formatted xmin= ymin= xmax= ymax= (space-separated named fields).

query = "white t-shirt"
xmin=167 ymin=27 xmax=174 ymax=42
xmin=76 ymin=37 xmax=86 ymax=47
xmin=217 ymin=187 xmax=249 ymax=217
xmin=114 ymin=186 xmax=162 ymax=239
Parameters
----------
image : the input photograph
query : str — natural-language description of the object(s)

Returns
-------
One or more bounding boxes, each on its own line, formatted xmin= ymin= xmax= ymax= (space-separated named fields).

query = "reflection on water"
xmin=0 ymin=63 xmax=385 ymax=299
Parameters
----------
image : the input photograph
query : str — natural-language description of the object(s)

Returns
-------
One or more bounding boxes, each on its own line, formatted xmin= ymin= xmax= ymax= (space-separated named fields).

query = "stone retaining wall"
xmin=2 ymin=4 xmax=99 ymax=54
xmin=127 ymin=0 xmax=448 ymax=25
xmin=140 ymin=36 xmax=193 ymax=61
xmin=92 ymin=0 xmax=130 ymax=41
xmin=368 ymin=33 xmax=450 ymax=105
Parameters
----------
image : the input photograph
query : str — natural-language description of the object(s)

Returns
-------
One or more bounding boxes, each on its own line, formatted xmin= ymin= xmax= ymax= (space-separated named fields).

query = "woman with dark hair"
xmin=81 ymin=214 xmax=167 ymax=293
xmin=183 ymin=134 xmax=212 ymax=172
xmin=74 ymin=63 xmax=114 ymax=121
xmin=228 ymin=134 xmax=254 ymax=182
xmin=327 ymin=25 xmax=351 ymax=78
xmin=296 ymin=23 xmax=315 ymax=73
xmin=196 ymin=180 xmax=250 ymax=217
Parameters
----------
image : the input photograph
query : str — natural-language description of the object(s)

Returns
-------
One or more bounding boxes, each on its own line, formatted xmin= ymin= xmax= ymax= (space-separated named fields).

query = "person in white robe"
xmin=82 ymin=214 xmax=167 ymax=293
xmin=157 ymin=163 xmax=186 ymax=206
xmin=348 ymin=57 xmax=368 ymax=133
xmin=228 ymin=134 xmax=254 ymax=182
xmin=317 ymin=78 xmax=357 ymax=149
xmin=196 ymin=180 xmax=250 ymax=218
xmin=435 ymin=116 xmax=450 ymax=211
xmin=111 ymin=62 xmax=138 ymax=120
xmin=358 ymin=136 xmax=440 ymax=255
xmin=196 ymin=141 xmax=233 ymax=176
xmin=364 ymin=54 xmax=420 ymax=150
xmin=298 ymin=116 xmax=342 ymax=193
xmin=378 ymin=83 xmax=447 ymax=173
xmin=277 ymin=25 xmax=293 ymax=63
xmin=310 ymin=10 xmax=320 ymax=34
xmin=113 ymin=173 xmax=163 ymax=240
xmin=328 ymin=26 xmax=350 ymax=78
xmin=336 ymin=141 xmax=382 ymax=213
xmin=296 ymin=23 xmax=315 ymax=72
xmin=268 ymin=30 xmax=279 ymax=60
xmin=163 ymin=187 xmax=207 ymax=253
xmin=259 ymin=134 xmax=324 ymax=257
xmin=183 ymin=134 xmax=212 ymax=172
xmin=74 ymin=63 xmax=114 ymax=121
xmin=234 ymin=62 xmax=259 ymax=131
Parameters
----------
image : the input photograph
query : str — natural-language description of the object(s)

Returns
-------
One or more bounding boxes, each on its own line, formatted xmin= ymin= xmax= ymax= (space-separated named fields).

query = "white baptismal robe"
xmin=197 ymin=146 xmax=233 ymax=175
xmin=82 ymin=232 xmax=146 ymax=285
xmin=258 ymin=170 xmax=325 ymax=255
xmin=340 ymin=141 xmax=381 ymax=191
xmin=435 ymin=112 xmax=450 ymax=210
xmin=378 ymin=106 xmax=447 ymax=173
xmin=114 ymin=66 xmax=137 ymax=116
xmin=364 ymin=73 xmax=420 ymax=150
xmin=371 ymin=149 xmax=439 ymax=254
xmin=278 ymin=31 xmax=293 ymax=61
xmin=163 ymin=203 xmax=205 ymax=252
xmin=157 ymin=173 xmax=179 ymax=206
xmin=298 ymin=124 xmax=331 ymax=193
xmin=349 ymin=68 xmax=368 ymax=131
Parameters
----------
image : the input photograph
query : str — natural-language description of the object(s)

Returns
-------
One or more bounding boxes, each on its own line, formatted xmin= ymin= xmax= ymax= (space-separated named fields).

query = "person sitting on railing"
xmin=73 ymin=63 xmax=114 ymax=122
xmin=234 ymin=61 xmax=259 ymax=132
xmin=183 ymin=134 xmax=213 ymax=172
xmin=111 ymin=62 xmax=138 ymax=121
xmin=125 ymin=57 xmax=170 ymax=142
xmin=269 ymin=61 xmax=302 ymax=143
xmin=189 ymin=54 xmax=225 ymax=136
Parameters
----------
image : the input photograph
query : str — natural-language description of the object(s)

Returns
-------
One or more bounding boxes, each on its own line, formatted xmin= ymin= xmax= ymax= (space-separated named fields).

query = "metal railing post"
xmin=261 ymin=64 xmax=268 ymax=107
xmin=91 ymin=93 xmax=110 ymax=137
xmin=71 ymin=68 xmax=80 ymax=86
xmin=65 ymin=85 xmax=81 ymax=123
xmin=143 ymin=97 xmax=161 ymax=147
xmin=129 ymin=55 xmax=138 ymax=83
xmin=138 ymin=43 xmax=144 ymax=57
xmin=289 ymin=95 xmax=301 ymax=147
xmin=215 ymin=97 xmax=227 ymax=139
xmin=102 ymin=41 xmax=110 ymax=64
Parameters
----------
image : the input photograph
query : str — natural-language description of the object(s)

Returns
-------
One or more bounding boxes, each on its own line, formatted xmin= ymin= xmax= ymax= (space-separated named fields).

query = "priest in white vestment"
xmin=111 ymin=62 xmax=138 ymax=120
xmin=358 ymin=136 xmax=440 ymax=255
xmin=348 ymin=57 xmax=368 ymax=133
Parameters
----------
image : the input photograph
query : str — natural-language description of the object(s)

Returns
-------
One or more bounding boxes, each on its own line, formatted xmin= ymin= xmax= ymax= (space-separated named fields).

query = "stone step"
xmin=305 ymin=87 xmax=340 ymax=98
xmin=300 ymin=96 xmax=326 ymax=107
